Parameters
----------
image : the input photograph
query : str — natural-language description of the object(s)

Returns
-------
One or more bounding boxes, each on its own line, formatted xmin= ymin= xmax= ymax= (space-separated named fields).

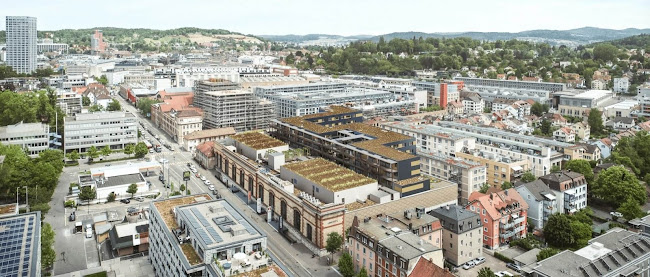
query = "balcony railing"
xmin=500 ymin=216 xmax=526 ymax=229
xmin=500 ymin=226 xmax=525 ymax=239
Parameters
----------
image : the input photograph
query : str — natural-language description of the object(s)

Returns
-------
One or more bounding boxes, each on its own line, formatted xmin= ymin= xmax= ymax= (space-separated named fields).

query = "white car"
xmin=191 ymin=168 xmax=198 ymax=173
xmin=473 ymin=257 xmax=486 ymax=265
xmin=204 ymin=180 xmax=212 ymax=186
xmin=495 ymin=271 xmax=514 ymax=277
xmin=208 ymin=185 xmax=215 ymax=191
xmin=610 ymin=211 xmax=623 ymax=218
xmin=462 ymin=261 xmax=475 ymax=270
xmin=200 ymin=176 xmax=207 ymax=181
xmin=85 ymin=224 xmax=93 ymax=238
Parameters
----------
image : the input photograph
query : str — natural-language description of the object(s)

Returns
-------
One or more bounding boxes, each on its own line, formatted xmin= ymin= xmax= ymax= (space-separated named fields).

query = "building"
xmin=271 ymin=106 xmax=431 ymax=196
xmin=461 ymin=92 xmax=485 ymax=115
xmin=553 ymin=127 xmax=576 ymax=143
xmin=37 ymin=38 xmax=68 ymax=53
xmin=608 ymin=116 xmax=635 ymax=130
xmin=63 ymin=111 xmax=137 ymax=153
xmin=429 ymin=205 xmax=482 ymax=266
xmin=195 ymin=141 xmax=216 ymax=169
xmin=239 ymin=75 xmax=308 ymax=89
xmin=602 ymin=100 xmax=638 ymax=118
xmin=151 ymin=105 xmax=203 ymax=145
xmin=536 ymin=170 xmax=588 ymax=214
xmin=0 ymin=211 xmax=41 ymax=277
xmin=5 ymin=16 xmax=37 ymax=74
xmin=418 ymin=151 xmax=487 ymax=205
xmin=389 ymin=208 xmax=443 ymax=249
xmin=515 ymin=179 xmax=559 ymax=229
xmin=183 ymin=127 xmax=236 ymax=153
xmin=91 ymin=30 xmax=106 ymax=54
xmin=455 ymin=77 xmax=566 ymax=92
xmin=531 ymin=228 xmax=650 ymax=277
xmin=80 ymin=161 xmax=159 ymax=201
xmin=149 ymin=196 xmax=269 ymax=277
xmin=613 ymin=77 xmax=629 ymax=93
xmin=194 ymin=80 xmax=273 ymax=132
xmin=591 ymin=79 xmax=607 ymax=90
xmin=557 ymin=90 xmax=615 ymax=117
xmin=454 ymin=77 xmax=563 ymax=104
xmin=413 ymin=81 xmax=459 ymax=107
xmin=467 ymin=188 xmax=528 ymax=249
xmin=456 ymin=150 xmax=527 ymax=188
xmin=348 ymin=216 xmax=444 ymax=277
xmin=570 ymin=122 xmax=591 ymax=141
xmin=408 ymin=257 xmax=454 ymax=277
xmin=123 ymin=73 xmax=155 ymax=87
xmin=108 ymin=221 xmax=149 ymax=256
xmin=253 ymin=82 xmax=347 ymax=97
xmin=0 ymin=122 xmax=54 ymax=157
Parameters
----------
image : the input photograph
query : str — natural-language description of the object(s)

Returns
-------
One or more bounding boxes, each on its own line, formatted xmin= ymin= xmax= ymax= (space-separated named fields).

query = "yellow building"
xmin=456 ymin=151 xmax=528 ymax=187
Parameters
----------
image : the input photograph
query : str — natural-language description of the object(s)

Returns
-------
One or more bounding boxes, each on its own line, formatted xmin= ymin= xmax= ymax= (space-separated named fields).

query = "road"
xmin=114 ymin=95 xmax=339 ymax=277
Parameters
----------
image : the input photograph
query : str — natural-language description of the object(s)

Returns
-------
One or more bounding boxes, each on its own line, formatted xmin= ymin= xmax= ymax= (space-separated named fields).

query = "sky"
xmin=2 ymin=0 xmax=649 ymax=36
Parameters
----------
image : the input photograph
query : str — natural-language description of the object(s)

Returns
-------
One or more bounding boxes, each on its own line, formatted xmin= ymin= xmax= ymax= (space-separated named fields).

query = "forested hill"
xmin=589 ymin=34 xmax=650 ymax=50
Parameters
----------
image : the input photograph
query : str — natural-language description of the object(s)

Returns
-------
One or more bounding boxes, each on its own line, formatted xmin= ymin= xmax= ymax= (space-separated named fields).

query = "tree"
xmin=87 ymin=146 xmax=100 ymax=159
xmin=478 ymin=267 xmax=496 ymax=277
xmin=97 ymin=75 xmax=108 ymax=86
xmin=571 ymin=220 xmax=592 ymax=248
xmin=326 ymin=232 xmax=343 ymax=260
xmin=123 ymin=143 xmax=134 ymax=156
xmin=617 ymin=198 xmax=645 ymax=221
xmin=540 ymin=119 xmax=552 ymax=136
xmin=88 ymin=104 xmax=103 ymax=112
xmin=107 ymin=192 xmax=116 ymax=202
xmin=100 ymin=146 xmax=112 ymax=158
xmin=107 ymin=99 xmax=121 ymax=111
xmin=136 ymin=98 xmax=158 ymax=117
xmin=65 ymin=150 xmax=80 ymax=162
xmin=588 ymin=108 xmax=604 ymax=136
xmin=180 ymin=184 xmax=186 ymax=192
xmin=41 ymin=223 xmax=56 ymax=270
xmin=78 ymin=186 xmax=97 ymax=208
xmin=521 ymin=171 xmax=536 ymax=183
xmin=564 ymin=159 xmax=595 ymax=185
xmin=134 ymin=142 xmax=148 ymax=158
xmin=572 ymin=207 xmax=594 ymax=225
xmin=531 ymin=102 xmax=547 ymax=116
xmin=593 ymin=166 xmax=646 ymax=207
xmin=544 ymin=214 xmax=574 ymax=247
xmin=593 ymin=44 xmax=618 ymax=62
xmin=550 ymin=165 xmax=561 ymax=173
xmin=82 ymin=96 xmax=91 ymax=106
xmin=357 ymin=267 xmax=368 ymax=277
xmin=501 ymin=181 xmax=513 ymax=190
xmin=127 ymin=183 xmax=138 ymax=199
xmin=537 ymin=248 xmax=559 ymax=261
xmin=479 ymin=183 xmax=490 ymax=193
xmin=338 ymin=252 xmax=355 ymax=277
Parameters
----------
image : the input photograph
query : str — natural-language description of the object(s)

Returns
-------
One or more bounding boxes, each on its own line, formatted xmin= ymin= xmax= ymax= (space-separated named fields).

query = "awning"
xmin=512 ymin=165 xmax=523 ymax=171
xmin=543 ymin=193 xmax=556 ymax=200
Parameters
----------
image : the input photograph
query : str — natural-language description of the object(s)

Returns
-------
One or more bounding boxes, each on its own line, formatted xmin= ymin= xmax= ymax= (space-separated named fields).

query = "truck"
xmin=144 ymin=140 xmax=153 ymax=149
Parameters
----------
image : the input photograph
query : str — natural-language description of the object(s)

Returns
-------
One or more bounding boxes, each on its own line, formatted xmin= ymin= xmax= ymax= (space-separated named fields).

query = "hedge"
xmin=494 ymin=252 xmax=514 ymax=263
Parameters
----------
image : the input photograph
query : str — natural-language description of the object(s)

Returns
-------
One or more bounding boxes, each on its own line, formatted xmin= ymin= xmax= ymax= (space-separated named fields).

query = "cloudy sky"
xmin=2 ymin=0 xmax=649 ymax=36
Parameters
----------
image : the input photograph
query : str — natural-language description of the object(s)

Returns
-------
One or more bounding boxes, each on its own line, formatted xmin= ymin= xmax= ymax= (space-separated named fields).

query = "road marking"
xmin=330 ymin=266 xmax=343 ymax=276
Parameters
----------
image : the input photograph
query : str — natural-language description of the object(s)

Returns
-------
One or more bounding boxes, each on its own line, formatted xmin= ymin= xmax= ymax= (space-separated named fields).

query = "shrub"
xmin=494 ymin=252 xmax=514 ymax=263
xmin=170 ymin=191 xmax=181 ymax=196
xmin=107 ymin=193 xmax=116 ymax=202
xmin=64 ymin=200 xmax=76 ymax=208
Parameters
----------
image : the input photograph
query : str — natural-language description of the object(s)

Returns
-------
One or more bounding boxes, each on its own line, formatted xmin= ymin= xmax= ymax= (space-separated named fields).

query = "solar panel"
xmin=0 ymin=214 xmax=36 ymax=277
xmin=220 ymin=203 xmax=256 ymax=234
xmin=195 ymin=228 xmax=213 ymax=244
xmin=191 ymin=207 xmax=211 ymax=227
xmin=185 ymin=213 xmax=201 ymax=229
xmin=206 ymin=227 xmax=224 ymax=243
xmin=238 ymin=220 xmax=257 ymax=235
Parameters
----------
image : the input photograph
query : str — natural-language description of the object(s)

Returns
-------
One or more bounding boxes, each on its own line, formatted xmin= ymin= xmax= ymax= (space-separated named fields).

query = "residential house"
xmin=542 ymin=113 xmax=568 ymax=126
xmin=591 ymin=79 xmax=607 ymax=90
xmin=429 ymin=205 xmax=482 ymax=266
xmin=467 ymin=188 xmax=528 ymax=249
xmin=570 ymin=122 xmax=590 ymax=141
xmin=538 ymin=171 xmax=588 ymax=214
xmin=183 ymin=127 xmax=236 ymax=153
xmin=564 ymin=143 xmax=601 ymax=161
xmin=391 ymin=208 xmax=443 ymax=249
xmin=515 ymin=180 xmax=559 ymax=230
xmin=408 ymin=257 xmax=454 ymax=277
xmin=108 ymin=221 xmax=149 ymax=257
xmin=195 ymin=141 xmax=216 ymax=169
xmin=461 ymin=93 xmax=484 ymax=115
xmin=447 ymin=100 xmax=464 ymax=118
xmin=608 ymin=117 xmax=636 ymax=130
xmin=553 ymin=127 xmax=575 ymax=143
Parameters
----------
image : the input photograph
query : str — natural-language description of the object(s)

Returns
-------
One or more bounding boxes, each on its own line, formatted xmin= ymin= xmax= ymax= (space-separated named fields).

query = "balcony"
xmin=500 ymin=216 xmax=526 ymax=229
xmin=500 ymin=226 xmax=525 ymax=239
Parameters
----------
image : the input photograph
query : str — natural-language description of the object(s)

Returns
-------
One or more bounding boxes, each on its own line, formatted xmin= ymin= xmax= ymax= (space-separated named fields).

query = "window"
xmin=484 ymin=218 xmax=488 ymax=223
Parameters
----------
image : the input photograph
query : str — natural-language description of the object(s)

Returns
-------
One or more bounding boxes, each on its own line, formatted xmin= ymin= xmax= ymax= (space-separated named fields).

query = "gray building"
xmin=455 ymin=77 xmax=566 ymax=92
xmin=253 ymin=82 xmax=347 ymax=97
xmin=63 ymin=111 xmax=137 ymax=153
xmin=515 ymin=180 xmax=559 ymax=229
xmin=429 ymin=205 xmax=482 ymax=266
xmin=0 ymin=122 xmax=54 ymax=157
xmin=149 ymin=196 xmax=269 ymax=277
xmin=0 ymin=211 xmax=42 ymax=277
xmin=5 ymin=16 xmax=37 ymax=74
xmin=532 ymin=228 xmax=650 ymax=277
xmin=194 ymin=80 xmax=273 ymax=132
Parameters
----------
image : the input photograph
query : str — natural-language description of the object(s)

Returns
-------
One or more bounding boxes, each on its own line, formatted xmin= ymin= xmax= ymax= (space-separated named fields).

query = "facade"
xmin=467 ymin=188 xmax=529 ymax=249
xmin=515 ymin=179 xmax=559 ymax=229
xmin=271 ymin=106 xmax=430 ymax=196
xmin=183 ymin=127 xmax=236 ymax=153
xmin=418 ymin=151 xmax=487 ymax=205
xmin=613 ymin=77 xmax=629 ymax=93
xmin=461 ymin=93 xmax=484 ymax=115
xmin=239 ymin=75 xmax=308 ymax=89
xmin=253 ymin=82 xmax=347 ymax=97
xmin=389 ymin=208 xmax=443 ymax=249
xmin=195 ymin=141 xmax=216 ymax=169
xmin=557 ymin=90 xmax=614 ymax=117
xmin=532 ymin=228 xmax=650 ymax=277
xmin=0 ymin=212 xmax=41 ymax=277
xmin=570 ymin=122 xmax=590 ymax=141
xmin=638 ymin=87 xmax=650 ymax=117
xmin=5 ymin=16 xmax=37 ymax=74
xmin=454 ymin=77 xmax=562 ymax=103
xmin=455 ymin=77 xmax=565 ymax=92
xmin=123 ymin=73 xmax=155 ymax=87
xmin=412 ymin=81 xmax=459 ymax=107
xmin=37 ymin=38 xmax=68 ymax=53
xmin=152 ymin=107 xmax=203 ymax=145
xmin=90 ymin=30 xmax=106 ymax=54
xmin=149 ymin=196 xmax=269 ymax=277
xmin=109 ymin=221 xmax=149 ymax=256
xmin=81 ymin=162 xmax=158 ymax=201
xmin=537 ymin=170 xmax=588 ymax=214
xmin=553 ymin=127 xmax=576 ymax=142
xmin=430 ymin=205 xmax=482 ymax=266
xmin=0 ymin=122 xmax=53 ymax=157
xmin=63 ymin=111 xmax=138 ymax=153
xmin=194 ymin=80 xmax=273 ymax=132
xmin=591 ymin=79 xmax=607 ymax=90
xmin=348 ymin=216 xmax=444 ymax=277
xmin=456 ymin=150 xmax=527 ymax=188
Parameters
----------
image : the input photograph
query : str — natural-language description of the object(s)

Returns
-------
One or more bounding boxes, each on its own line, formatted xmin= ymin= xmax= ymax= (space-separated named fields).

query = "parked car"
xmin=195 ymin=172 xmax=200 ymax=177
xmin=149 ymin=149 xmax=154 ymax=153
xmin=187 ymin=163 xmax=192 ymax=167
xmin=134 ymin=196 xmax=145 ymax=202
xmin=462 ymin=261 xmax=476 ymax=270
xmin=204 ymin=180 xmax=212 ymax=186
xmin=69 ymin=211 xmax=75 ymax=222
xmin=506 ymin=263 xmax=522 ymax=273
xmin=200 ymin=176 xmax=207 ymax=181
xmin=495 ymin=271 xmax=514 ymax=277
xmin=209 ymin=185 xmax=215 ymax=191
xmin=473 ymin=257 xmax=486 ymax=265
xmin=610 ymin=211 xmax=623 ymax=218
xmin=85 ymin=224 xmax=93 ymax=238
xmin=191 ymin=168 xmax=198 ymax=173
xmin=127 ymin=207 xmax=139 ymax=214
xmin=120 ymin=199 xmax=131 ymax=204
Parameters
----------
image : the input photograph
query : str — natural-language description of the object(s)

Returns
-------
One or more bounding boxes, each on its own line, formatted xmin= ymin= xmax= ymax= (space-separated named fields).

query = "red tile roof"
xmin=196 ymin=141 xmax=215 ymax=157
xmin=409 ymin=257 xmax=454 ymax=277
xmin=468 ymin=188 xmax=529 ymax=221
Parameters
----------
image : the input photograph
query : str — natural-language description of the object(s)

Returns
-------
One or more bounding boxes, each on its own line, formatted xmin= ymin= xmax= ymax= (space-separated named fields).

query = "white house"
xmin=614 ymin=77 xmax=629 ymax=93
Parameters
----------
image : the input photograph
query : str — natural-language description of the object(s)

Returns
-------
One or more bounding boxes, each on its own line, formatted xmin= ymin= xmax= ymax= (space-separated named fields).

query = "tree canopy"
xmin=107 ymin=99 xmax=121 ymax=111
xmin=588 ymin=108 xmax=604 ymax=137
xmin=338 ymin=252 xmax=355 ymax=277
xmin=521 ymin=171 xmax=536 ymax=183
xmin=592 ymin=166 xmax=646 ymax=207
xmin=544 ymin=213 xmax=592 ymax=249
xmin=134 ymin=142 xmax=148 ymax=158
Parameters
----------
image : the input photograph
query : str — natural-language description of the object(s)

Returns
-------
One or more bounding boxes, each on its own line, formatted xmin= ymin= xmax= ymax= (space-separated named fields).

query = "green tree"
xmin=78 ymin=186 xmax=97 ymax=208
xmin=521 ymin=171 xmax=536 ymax=183
xmin=96 ymin=75 xmax=108 ymax=86
xmin=65 ymin=150 xmax=80 ymax=162
xmin=357 ymin=267 xmax=368 ymax=277
xmin=87 ymin=146 xmax=100 ymax=159
xmin=537 ymin=248 xmax=559 ymax=261
xmin=478 ymin=267 xmax=496 ymax=277
xmin=123 ymin=143 xmax=134 ymax=156
xmin=479 ymin=183 xmax=490 ymax=193
xmin=107 ymin=192 xmax=116 ymax=202
xmin=338 ymin=252 xmax=355 ymax=277
xmin=593 ymin=43 xmax=618 ymax=62
xmin=593 ymin=166 xmax=645 ymax=207
xmin=88 ymin=104 xmax=103 ymax=112
xmin=550 ymin=165 xmax=561 ymax=173
xmin=41 ymin=223 xmax=56 ymax=270
xmin=572 ymin=207 xmax=594 ymax=225
xmin=571 ymin=220 xmax=592 ymax=248
xmin=501 ymin=181 xmax=513 ymax=190
xmin=180 ymin=184 xmax=186 ymax=192
xmin=127 ymin=183 xmax=138 ymax=199
xmin=100 ymin=146 xmax=112 ymax=158
xmin=564 ymin=159 xmax=595 ymax=185
xmin=617 ymin=198 xmax=645 ymax=221
xmin=82 ymin=96 xmax=91 ymax=106
xmin=107 ymin=99 xmax=121 ymax=111
xmin=540 ymin=119 xmax=552 ymax=136
xmin=530 ymin=102 xmax=547 ymax=116
xmin=136 ymin=98 xmax=158 ymax=117
xmin=134 ymin=142 xmax=148 ymax=158
xmin=544 ymin=214 xmax=574 ymax=247
xmin=588 ymin=108 xmax=604 ymax=136
xmin=326 ymin=232 xmax=343 ymax=264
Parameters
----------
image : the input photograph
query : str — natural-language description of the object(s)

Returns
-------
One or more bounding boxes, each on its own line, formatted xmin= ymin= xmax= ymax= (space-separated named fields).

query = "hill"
xmin=588 ymin=34 xmax=650 ymax=49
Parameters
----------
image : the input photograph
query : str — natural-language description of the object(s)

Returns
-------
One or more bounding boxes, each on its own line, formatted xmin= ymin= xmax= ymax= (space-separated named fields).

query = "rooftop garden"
xmin=180 ymin=244 xmax=202 ymax=265
xmin=283 ymin=158 xmax=375 ymax=191
xmin=231 ymin=132 xmax=286 ymax=150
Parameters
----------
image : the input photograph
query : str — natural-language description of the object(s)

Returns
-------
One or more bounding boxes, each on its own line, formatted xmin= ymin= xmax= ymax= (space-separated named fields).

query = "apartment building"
xmin=348 ymin=216 xmax=443 ymax=277
xmin=390 ymin=208 xmax=443 ymax=249
xmin=90 ymin=30 xmax=106 ymax=54
xmin=5 ymin=16 xmax=37 ymax=74
xmin=412 ymin=81 xmax=459 ymax=107
xmin=149 ymin=196 xmax=269 ymax=277
xmin=515 ymin=179 xmax=559 ymax=229
xmin=553 ymin=127 xmax=576 ymax=143
xmin=123 ymin=73 xmax=155 ymax=87
xmin=456 ymin=150 xmax=528 ymax=187
xmin=0 ymin=122 xmax=54 ymax=157
xmin=154 ymin=107 xmax=202 ymax=145
xmin=461 ymin=93 xmax=485 ymax=115
xmin=183 ymin=127 xmax=236 ymax=153
xmin=381 ymin=122 xmax=475 ymax=157
xmin=418 ymin=151 xmax=487 ymax=205
xmin=454 ymin=77 xmax=562 ymax=104
xmin=638 ymin=87 xmax=650 ymax=117
xmin=538 ymin=170 xmax=588 ymax=214
xmin=0 ymin=211 xmax=41 ymax=277
xmin=591 ymin=79 xmax=607 ymax=90
xmin=455 ymin=77 xmax=565 ymax=92
xmin=37 ymin=38 xmax=68 ymax=53
xmin=63 ymin=111 xmax=137 ymax=153
xmin=468 ymin=188 xmax=528 ymax=249
xmin=239 ymin=75 xmax=308 ymax=89
xmin=570 ymin=122 xmax=590 ymax=141
xmin=430 ymin=205 xmax=482 ymax=266
xmin=253 ymin=82 xmax=347 ymax=97
xmin=194 ymin=80 xmax=273 ymax=132
xmin=271 ymin=106 xmax=430 ymax=196
xmin=532 ymin=228 xmax=650 ymax=277
xmin=613 ymin=77 xmax=629 ymax=93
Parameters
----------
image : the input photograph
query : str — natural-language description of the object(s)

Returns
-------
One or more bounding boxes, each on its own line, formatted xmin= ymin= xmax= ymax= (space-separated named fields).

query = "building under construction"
xmin=194 ymin=79 xmax=274 ymax=132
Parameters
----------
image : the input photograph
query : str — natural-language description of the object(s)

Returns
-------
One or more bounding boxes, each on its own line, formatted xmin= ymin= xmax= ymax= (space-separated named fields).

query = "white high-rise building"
xmin=5 ymin=16 xmax=37 ymax=74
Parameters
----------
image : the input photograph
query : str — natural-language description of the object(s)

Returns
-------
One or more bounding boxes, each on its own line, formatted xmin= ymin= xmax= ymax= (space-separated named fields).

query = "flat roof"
xmin=0 ymin=212 xmax=41 ymax=277
xmin=604 ymin=99 xmax=638 ymax=110
xmin=567 ymin=89 xmax=612 ymax=99
xmin=99 ymin=173 xmax=143 ymax=189
xmin=231 ymin=132 xmax=286 ymax=150
xmin=184 ymin=127 xmax=236 ymax=140
xmin=282 ymin=158 xmax=376 ymax=192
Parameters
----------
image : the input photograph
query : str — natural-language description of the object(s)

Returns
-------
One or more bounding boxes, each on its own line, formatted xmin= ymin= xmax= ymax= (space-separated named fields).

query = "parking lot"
xmin=458 ymin=254 xmax=516 ymax=277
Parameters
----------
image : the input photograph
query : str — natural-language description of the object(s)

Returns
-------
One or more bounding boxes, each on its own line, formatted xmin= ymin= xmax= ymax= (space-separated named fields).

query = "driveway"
xmin=459 ymin=254 xmax=515 ymax=277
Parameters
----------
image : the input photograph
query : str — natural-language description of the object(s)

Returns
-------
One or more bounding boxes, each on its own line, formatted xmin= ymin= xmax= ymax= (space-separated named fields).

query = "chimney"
xmin=446 ymin=205 xmax=450 ymax=210
xmin=504 ymin=189 xmax=508 ymax=196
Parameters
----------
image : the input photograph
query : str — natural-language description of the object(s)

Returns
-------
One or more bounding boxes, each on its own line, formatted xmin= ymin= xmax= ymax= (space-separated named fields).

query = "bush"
xmin=494 ymin=252 xmax=513 ymax=263
xmin=64 ymin=200 xmax=76 ymax=208
xmin=509 ymin=237 xmax=541 ymax=251
xmin=609 ymin=222 xmax=628 ymax=230
xmin=186 ymin=189 xmax=191 ymax=195
xmin=30 ymin=203 xmax=50 ymax=215
xmin=170 ymin=191 xmax=181 ymax=196
xmin=84 ymin=272 xmax=108 ymax=277
xmin=107 ymin=193 xmax=116 ymax=202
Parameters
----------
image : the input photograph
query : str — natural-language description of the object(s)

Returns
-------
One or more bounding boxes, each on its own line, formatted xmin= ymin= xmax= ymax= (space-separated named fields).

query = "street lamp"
xmin=23 ymin=186 xmax=28 ymax=213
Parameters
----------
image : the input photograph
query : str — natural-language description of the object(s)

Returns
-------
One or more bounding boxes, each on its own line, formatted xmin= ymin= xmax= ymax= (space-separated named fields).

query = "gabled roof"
xmin=516 ymin=179 xmax=554 ymax=202
xmin=468 ymin=188 xmax=529 ymax=221
xmin=184 ymin=127 xmax=236 ymax=140
xmin=409 ymin=256 xmax=454 ymax=277
xmin=612 ymin=116 xmax=635 ymax=124
xmin=196 ymin=141 xmax=215 ymax=157
xmin=538 ymin=170 xmax=585 ymax=191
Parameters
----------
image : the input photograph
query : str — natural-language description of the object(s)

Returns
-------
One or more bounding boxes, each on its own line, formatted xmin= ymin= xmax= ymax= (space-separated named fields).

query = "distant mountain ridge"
xmin=261 ymin=27 xmax=650 ymax=46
